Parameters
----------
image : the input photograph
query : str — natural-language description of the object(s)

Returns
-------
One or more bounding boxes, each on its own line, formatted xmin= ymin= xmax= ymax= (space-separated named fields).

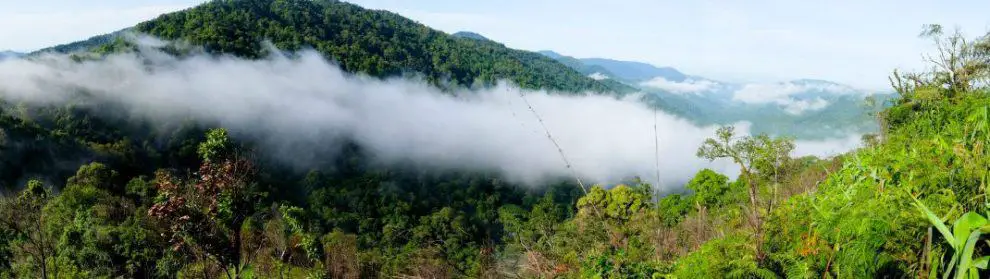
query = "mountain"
xmin=0 ymin=51 xmax=23 ymax=60
xmin=537 ymin=51 xmax=617 ymax=80
xmin=581 ymin=57 xmax=687 ymax=82
xmin=641 ymin=77 xmax=892 ymax=138
xmin=44 ymin=1 xmax=633 ymax=94
xmin=35 ymin=31 xmax=122 ymax=54
xmin=540 ymin=51 xmax=687 ymax=82
xmin=0 ymin=1 xmax=645 ymax=276
xmin=541 ymin=50 xmax=893 ymax=138
xmin=451 ymin=31 xmax=490 ymax=41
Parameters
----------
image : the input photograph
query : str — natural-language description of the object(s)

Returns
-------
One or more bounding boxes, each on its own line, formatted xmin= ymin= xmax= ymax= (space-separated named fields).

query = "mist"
xmin=0 ymin=45 xmax=863 ymax=189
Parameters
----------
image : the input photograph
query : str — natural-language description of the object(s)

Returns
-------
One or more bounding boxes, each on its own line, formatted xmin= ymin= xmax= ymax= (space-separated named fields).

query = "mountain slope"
xmin=540 ymin=51 xmax=687 ymax=82
xmin=537 ymin=51 xmax=616 ymax=78
xmin=0 ymin=1 xmax=613 ymax=275
xmin=45 ymin=0 xmax=633 ymax=94
xmin=581 ymin=57 xmax=687 ymax=82
xmin=451 ymin=31 xmax=491 ymax=41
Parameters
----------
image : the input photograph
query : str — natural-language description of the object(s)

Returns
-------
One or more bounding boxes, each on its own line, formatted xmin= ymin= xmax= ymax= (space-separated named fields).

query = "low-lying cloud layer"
xmin=587 ymin=72 xmax=609 ymax=80
xmin=732 ymin=81 xmax=857 ymax=104
xmin=733 ymin=81 xmax=863 ymax=114
xmin=641 ymin=77 xmax=869 ymax=115
xmin=0 ymin=47 xmax=862 ymax=189
xmin=639 ymin=77 xmax=719 ymax=94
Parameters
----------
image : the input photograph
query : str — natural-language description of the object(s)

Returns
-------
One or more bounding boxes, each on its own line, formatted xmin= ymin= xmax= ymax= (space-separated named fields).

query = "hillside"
xmin=42 ymin=0 xmax=633 ymax=94
xmin=0 ymin=1 xmax=639 ymax=278
xmin=451 ymin=31 xmax=490 ymax=41
xmin=537 ymin=50 xmax=616 ymax=78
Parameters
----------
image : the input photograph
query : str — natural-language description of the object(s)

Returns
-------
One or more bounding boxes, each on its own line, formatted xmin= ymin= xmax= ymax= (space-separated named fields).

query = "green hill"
xmin=43 ymin=0 xmax=633 ymax=94
xmin=0 ymin=1 xmax=627 ymax=277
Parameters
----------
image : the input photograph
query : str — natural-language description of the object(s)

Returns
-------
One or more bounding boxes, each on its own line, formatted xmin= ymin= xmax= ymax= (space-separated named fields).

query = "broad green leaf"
xmin=953 ymin=212 xmax=988 ymax=249
xmin=973 ymin=256 xmax=990 ymax=269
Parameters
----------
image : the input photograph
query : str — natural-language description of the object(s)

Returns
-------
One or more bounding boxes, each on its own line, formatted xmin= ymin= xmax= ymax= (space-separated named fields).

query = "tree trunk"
xmin=741 ymin=168 xmax=766 ymax=262
xmin=37 ymin=217 xmax=51 ymax=279
xmin=232 ymin=218 xmax=243 ymax=279
xmin=39 ymin=252 xmax=48 ymax=279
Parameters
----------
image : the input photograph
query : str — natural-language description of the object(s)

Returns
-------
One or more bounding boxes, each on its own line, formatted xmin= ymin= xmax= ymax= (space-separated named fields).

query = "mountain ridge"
xmin=451 ymin=31 xmax=491 ymax=41
xmin=41 ymin=0 xmax=634 ymax=95
xmin=539 ymin=50 xmax=687 ymax=82
xmin=0 ymin=50 xmax=23 ymax=60
xmin=538 ymin=50 xmax=893 ymax=138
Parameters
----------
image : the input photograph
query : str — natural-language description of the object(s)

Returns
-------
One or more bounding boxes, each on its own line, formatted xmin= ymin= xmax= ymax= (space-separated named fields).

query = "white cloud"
xmin=733 ymin=82 xmax=852 ymax=103
xmin=793 ymin=133 xmax=863 ymax=158
xmin=0 ymin=44 xmax=863 ymax=188
xmin=588 ymin=72 xmax=609 ymax=80
xmin=730 ymin=81 xmax=863 ymax=114
xmin=639 ymin=77 xmax=718 ymax=94
xmin=782 ymin=97 xmax=829 ymax=115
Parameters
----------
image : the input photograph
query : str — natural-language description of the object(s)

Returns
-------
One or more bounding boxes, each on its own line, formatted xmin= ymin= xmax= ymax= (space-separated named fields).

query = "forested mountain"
xmin=41 ymin=0 xmax=632 ymax=94
xmin=0 ymin=0 xmax=621 ymax=277
xmin=1 ymin=0 xmax=987 ymax=278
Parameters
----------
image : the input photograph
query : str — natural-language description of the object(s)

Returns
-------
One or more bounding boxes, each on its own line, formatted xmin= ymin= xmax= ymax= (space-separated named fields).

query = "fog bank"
xmin=0 ymin=46 xmax=862 ymax=189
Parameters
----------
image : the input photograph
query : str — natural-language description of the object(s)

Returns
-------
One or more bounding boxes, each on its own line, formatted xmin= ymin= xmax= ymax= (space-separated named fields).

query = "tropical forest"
xmin=0 ymin=0 xmax=988 ymax=278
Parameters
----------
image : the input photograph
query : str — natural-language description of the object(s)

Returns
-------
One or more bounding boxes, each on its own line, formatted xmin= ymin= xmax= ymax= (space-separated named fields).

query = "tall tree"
xmin=890 ymin=24 xmax=990 ymax=100
xmin=149 ymin=128 xmax=262 ymax=279
xmin=0 ymin=180 xmax=56 ymax=279
xmin=696 ymin=126 xmax=794 ymax=261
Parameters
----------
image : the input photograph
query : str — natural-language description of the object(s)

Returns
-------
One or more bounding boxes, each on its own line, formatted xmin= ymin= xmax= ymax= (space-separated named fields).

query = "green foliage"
xmin=197 ymin=128 xmax=232 ymax=162
xmin=913 ymin=198 xmax=990 ymax=279
xmin=673 ymin=234 xmax=776 ymax=279
xmin=685 ymin=169 xmax=734 ymax=209
xmin=657 ymin=194 xmax=692 ymax=227
xmin=578 ymin=184 xmax=652 ymax=222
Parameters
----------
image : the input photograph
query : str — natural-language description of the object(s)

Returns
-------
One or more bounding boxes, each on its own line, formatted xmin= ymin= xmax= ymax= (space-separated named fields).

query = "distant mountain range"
xmin=535 ymin=49 xmax=895 ymax=139
xmin=0 ymin=51 xmax=23 ymax=60
xmin=43 ymin=15 xmax=891 ymax=140
xmin=538 ymin=50 xmax=687 ymax=82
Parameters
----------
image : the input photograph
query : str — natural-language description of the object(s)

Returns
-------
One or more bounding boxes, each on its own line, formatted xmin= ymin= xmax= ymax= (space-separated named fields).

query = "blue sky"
xmin=2 ymin=0 xmax=989 ymax=90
